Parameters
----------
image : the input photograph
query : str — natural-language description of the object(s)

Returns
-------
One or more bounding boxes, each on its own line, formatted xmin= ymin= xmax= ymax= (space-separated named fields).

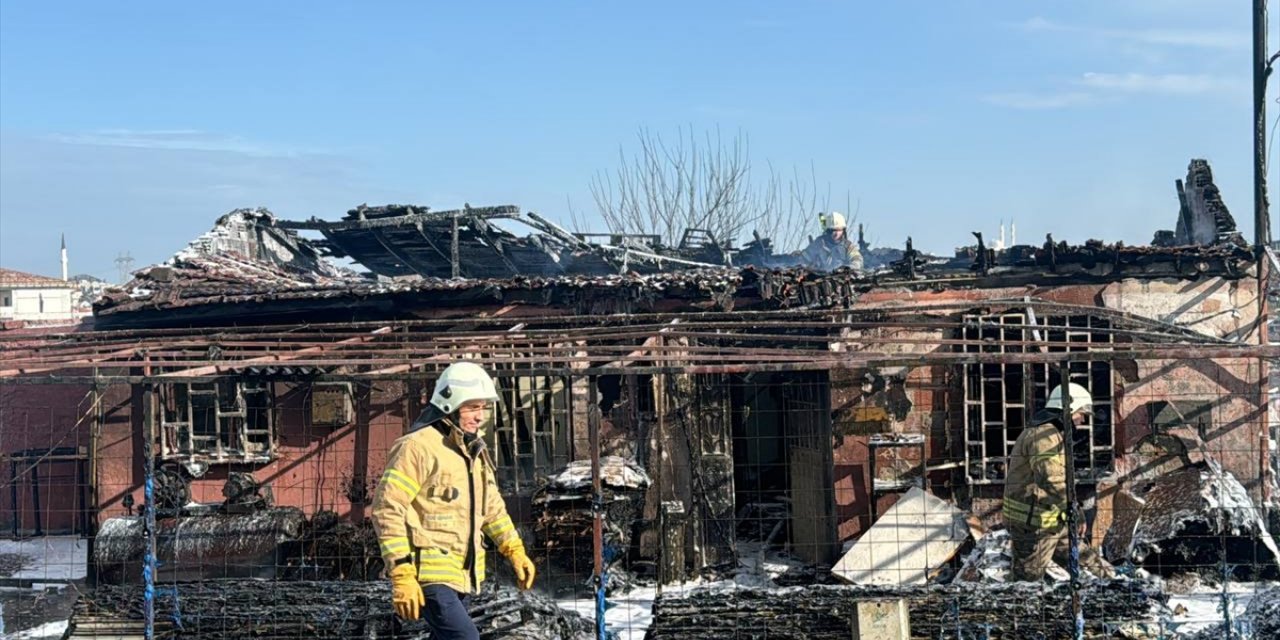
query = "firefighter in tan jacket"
xmin=1003 ymin=383 xmax=1113 ymax=581
xmin=372 ymin=362 xmax=535 ymax=639
xmin=799 ymin=212 xmax=864 ymax=272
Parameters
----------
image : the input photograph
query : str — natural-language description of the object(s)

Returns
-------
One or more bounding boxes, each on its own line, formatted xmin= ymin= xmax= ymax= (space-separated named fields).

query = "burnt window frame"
xmin=959 ymin=312 xmax=1116 ymax=485
xmin=159 ymin=380 xmax=277 ymax=464
xmin=484 ymin=372 xmax=577 ymax=493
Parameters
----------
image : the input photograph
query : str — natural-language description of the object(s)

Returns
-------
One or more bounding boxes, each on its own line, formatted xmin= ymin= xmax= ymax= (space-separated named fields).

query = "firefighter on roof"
xmin=799 ymin=211 xmax=864 ymax=272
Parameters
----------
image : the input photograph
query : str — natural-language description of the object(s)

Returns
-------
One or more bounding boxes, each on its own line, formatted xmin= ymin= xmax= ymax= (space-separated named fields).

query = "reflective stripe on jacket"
xmin=1002 ymin=416 xmax=1069 ymax=530
xmin=1002 ymin=496 xmax=1064 ymax=529
xmin=371 ymin=413 xmax=523 ymax=593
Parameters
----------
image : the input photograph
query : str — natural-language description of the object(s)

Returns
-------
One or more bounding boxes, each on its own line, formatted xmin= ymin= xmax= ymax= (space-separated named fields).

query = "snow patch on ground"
xmin=0 ymin=536 xmax=88 ymax=583
xmin=555 ymin=542 xmax=803 ymax=638
xmin=0 ymin=537 xmax=86 ymax=638
xmin=8 ymin=619 xmax=69 ymax=639
xmin=1162 ymin=582 xmax=1263 ymax=636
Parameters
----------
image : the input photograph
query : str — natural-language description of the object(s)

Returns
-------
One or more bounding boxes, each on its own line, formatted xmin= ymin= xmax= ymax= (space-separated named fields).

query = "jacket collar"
xmin=1031 ymin=408 xmax=1066 ymax=430
xmin=409 ymin=404 xmax=448 ymax=433
xmin=412 ymin=405 xmax=491 ymax=462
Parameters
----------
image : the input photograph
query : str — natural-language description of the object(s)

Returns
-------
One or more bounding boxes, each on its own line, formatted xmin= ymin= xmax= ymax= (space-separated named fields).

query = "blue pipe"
xmin=143 ymin=471 xmax=156 ymax=640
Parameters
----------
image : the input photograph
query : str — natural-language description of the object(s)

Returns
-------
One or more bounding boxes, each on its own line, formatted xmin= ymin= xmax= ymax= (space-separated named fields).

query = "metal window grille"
xmin=961 ymin=313 xmax=1116 ymax=484
xmin=488 ymin=374 xmax=574 ymax=492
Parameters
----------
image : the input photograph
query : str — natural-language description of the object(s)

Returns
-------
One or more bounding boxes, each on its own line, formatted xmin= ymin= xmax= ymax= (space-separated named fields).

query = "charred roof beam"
xmin=468 ymin=215 xmax=521 ymax=277
xmin=277 ymin=205 xmax=520 ymax=231
xmin=370 ymin=228 xmax=435 ymax=278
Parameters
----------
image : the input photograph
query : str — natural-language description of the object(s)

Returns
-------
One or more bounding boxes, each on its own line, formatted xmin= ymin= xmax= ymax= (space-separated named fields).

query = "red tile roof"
xmin=0 ymin=267 xmax=77 ymax=288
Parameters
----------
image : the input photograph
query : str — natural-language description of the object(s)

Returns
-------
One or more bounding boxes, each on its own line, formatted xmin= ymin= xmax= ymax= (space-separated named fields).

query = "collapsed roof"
xmin=85 ymin=158 xmax=1259 ymax=327
xmin=279 ymin=204 xmax=734 ymax=279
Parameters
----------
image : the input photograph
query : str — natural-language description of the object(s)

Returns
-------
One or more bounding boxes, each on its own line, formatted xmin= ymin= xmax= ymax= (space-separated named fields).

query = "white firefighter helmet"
xmin=1045 ymin=383 xmax=1093 ymax=415
xmin=429 ymin=361 xmax=499 ymax=414
xmin=825 ymin=212 xmax=848 ymax=230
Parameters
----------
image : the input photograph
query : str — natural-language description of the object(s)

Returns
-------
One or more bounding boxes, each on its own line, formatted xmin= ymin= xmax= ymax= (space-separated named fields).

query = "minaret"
xmin=61 ymin=233 xmax=68 ymax=281
xmin=997 ymin=220 xmax=1006 ymax=251
xmin=1010 ymin=220 xmax=1017 ymax=246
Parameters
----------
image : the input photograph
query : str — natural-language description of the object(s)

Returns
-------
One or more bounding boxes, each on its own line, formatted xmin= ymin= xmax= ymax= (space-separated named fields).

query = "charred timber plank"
xmin=369 ymin=227 xmax=434 ymax=278
xmin=645 ymin=582 xmax=1163 ymax=639
xmin=277 ymin=205 xmax=520 ymax=231
xmin=469 ymin=215 xmax=522 ymax=277
xmin=74 ymin=580 xmax=592 ymax=640
xmin=316 ymin=226 xmax=413 ymax=277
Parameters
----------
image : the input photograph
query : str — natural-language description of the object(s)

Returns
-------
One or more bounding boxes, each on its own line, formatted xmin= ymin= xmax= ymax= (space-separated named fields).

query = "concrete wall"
xmin=0 ymin=286 xmax=77 ymax=322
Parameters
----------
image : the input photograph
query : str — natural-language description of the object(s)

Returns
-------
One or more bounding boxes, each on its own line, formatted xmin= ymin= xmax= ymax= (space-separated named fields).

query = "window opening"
xmin=960 ymin=313 xmax=1116 ymax=484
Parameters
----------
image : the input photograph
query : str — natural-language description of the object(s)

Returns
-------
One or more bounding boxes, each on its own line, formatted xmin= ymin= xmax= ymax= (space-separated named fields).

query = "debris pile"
xmin=1107 ymin=462 xmax=1280 ymax=581
xmin=0 ymin=551 xmax=32 ymax=577
xmin=644 ymin=581 xmax=1165 ymax=639
xmin=734 ymin=500 xmax=790 ymax=546
xmin=955 ymin=529 xmax=1112 ymax=583
xmin=70 ymin=582 xmax=592 ymax=640
xmin=281 ymin=510 xmax=383 ymax=581
xmin=452 ymin=587 xmax=595 ymax=640
xmin=1244 ymin=585 xmax=1280 ymax=638
xmin=955 ymin=529 xmax=1014 ymax=583
xmin=1182 ymin=585 xmax=1280 ymax=640
xmin=533 ymin=456 xmax=650 ymax=591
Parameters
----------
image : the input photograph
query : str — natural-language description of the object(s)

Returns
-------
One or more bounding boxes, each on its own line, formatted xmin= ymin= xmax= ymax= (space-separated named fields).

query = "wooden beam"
xmin=370 ymin=228 xmax=432 ymax=278
xmin=276 ymin=205 xmax=519 ymax=231
xmin=154 ymin=326 xmax=393 ymax=378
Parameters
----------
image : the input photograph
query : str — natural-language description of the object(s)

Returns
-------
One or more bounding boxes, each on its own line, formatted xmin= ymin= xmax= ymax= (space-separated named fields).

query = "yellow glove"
xmin=389 ymin=562 xmax=424 ymax=621
xmin=506 ymin=548 xmax=536 ymax=591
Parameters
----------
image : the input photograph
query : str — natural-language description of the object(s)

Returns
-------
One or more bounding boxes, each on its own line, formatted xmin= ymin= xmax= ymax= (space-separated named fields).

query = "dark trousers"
xmin=422 ymin=584 xmax=479 ymax=640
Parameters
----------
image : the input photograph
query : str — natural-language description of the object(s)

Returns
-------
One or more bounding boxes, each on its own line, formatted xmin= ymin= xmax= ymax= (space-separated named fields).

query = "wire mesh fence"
xmin=1 ymin=320 xmax=1278 ymax=639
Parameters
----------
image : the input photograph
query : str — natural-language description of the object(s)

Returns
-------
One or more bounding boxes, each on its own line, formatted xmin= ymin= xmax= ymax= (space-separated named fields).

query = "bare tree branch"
xmin=583 ymin=126 xmax=852 ymax=254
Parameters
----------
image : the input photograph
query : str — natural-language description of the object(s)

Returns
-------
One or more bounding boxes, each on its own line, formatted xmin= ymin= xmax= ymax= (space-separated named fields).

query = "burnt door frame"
xmin=785 ymin=370 xmax=838 ymax=565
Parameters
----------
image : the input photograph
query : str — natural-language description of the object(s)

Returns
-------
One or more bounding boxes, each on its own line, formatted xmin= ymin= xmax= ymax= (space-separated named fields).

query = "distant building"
xmin=71 ymin=274 xmax=111 ymax=313
xmin=0 ymin=267 xmax=79 ymax=322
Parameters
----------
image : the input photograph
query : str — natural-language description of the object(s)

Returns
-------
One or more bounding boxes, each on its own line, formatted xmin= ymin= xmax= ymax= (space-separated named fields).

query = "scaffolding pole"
xmin=588 ymin=377 xmax=607 ymax=640
xmin=142 ymin=382 xmax=158 ymax=640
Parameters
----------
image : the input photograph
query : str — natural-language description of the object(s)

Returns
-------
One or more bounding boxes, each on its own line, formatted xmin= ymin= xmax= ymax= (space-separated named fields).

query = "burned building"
xmin=1 ymin=171 xmax=1277 ymax=637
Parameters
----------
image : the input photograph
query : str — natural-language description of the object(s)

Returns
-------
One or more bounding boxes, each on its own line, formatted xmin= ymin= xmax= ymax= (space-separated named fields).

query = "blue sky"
xmin=0 ymin=1 xmax=1271 ymax=281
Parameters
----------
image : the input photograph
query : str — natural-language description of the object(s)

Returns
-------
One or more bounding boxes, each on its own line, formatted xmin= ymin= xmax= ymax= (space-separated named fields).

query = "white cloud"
xmin=1077 ymin=72 xmax=1241 ymax=94
xmin=981 ymin=92 xmax=1096 ymax=110
xmin=1018 ymin=16 xmax=1246 ymax=51
xmin=45 ymin=129 xmax=309 ymax=157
